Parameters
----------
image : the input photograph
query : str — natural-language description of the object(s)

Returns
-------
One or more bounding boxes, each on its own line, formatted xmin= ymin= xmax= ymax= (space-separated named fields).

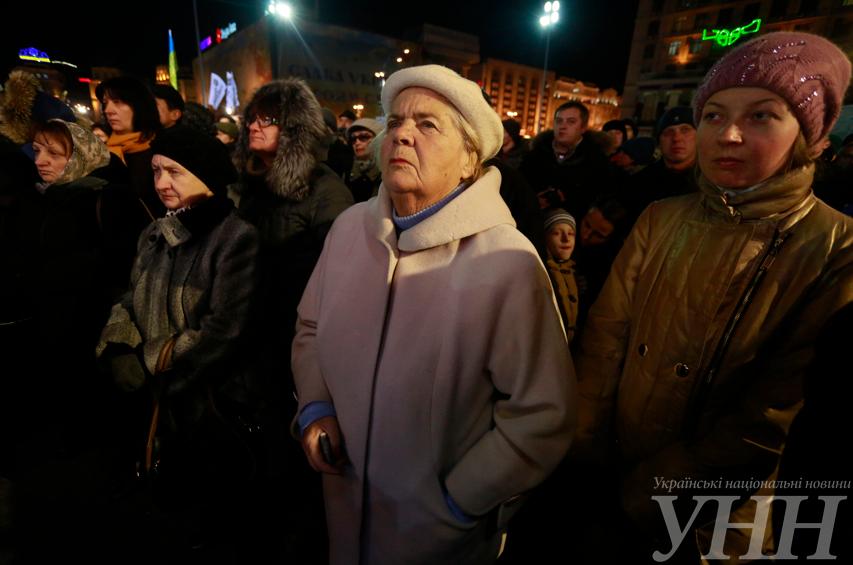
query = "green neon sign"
xmin=702 ymin=18 xmax=762 ymax=47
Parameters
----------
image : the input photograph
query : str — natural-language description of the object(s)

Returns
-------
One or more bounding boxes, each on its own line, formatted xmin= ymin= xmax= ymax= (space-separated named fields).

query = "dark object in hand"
xmin=319 ymin=431 xmax=334 ymax=465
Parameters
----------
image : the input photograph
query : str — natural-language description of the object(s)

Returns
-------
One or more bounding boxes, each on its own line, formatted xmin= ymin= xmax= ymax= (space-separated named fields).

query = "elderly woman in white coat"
xmin=292 ymin=65 xmax=577 ymax=564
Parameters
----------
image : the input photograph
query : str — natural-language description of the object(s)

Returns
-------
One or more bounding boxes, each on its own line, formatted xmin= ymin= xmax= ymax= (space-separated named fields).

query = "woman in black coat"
xmin=96 ymin=76 xmax=163 ymax=218
xmin=97 ymin=126 xmax=261 ymax=556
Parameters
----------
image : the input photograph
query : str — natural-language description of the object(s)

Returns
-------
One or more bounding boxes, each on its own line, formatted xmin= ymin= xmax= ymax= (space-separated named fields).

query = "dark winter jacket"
xmin=486 ymin=158 xmax=544 ymax=258
xmin=346 ymin=158 xmax=382 ymax=203
xmin=520 ymin=130 xmax=615 ymax=220
xmin=231 ymin=78 xmax=353 ymax=370
xmin=619 ymin=158 xmax=697 ymax=227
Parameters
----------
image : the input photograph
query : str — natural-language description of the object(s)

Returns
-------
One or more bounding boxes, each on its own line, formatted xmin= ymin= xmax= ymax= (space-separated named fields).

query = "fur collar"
xmin=234 ymin=78 xmax=328 ymax=202
xmin=0 ymin=71 xmax=39 ymax=144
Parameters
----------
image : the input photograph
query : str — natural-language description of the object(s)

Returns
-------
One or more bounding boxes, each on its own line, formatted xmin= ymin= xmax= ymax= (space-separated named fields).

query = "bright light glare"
xmin=267 ymin=1 xmax=292 ymax=19
xmin=403 ymin=48 xmax=410 ymax=54
xmin=540 ymin=0 xmax=559 ymax=28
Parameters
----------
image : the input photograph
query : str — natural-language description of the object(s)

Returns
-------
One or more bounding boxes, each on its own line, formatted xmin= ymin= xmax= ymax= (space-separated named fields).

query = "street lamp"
xmin=536 ymin=1 xmax=560 ymax=133
xmin=266 ymin=1 xmax=294 ymax=80
xmin=266 ymin=1 xmax=293 ymax=19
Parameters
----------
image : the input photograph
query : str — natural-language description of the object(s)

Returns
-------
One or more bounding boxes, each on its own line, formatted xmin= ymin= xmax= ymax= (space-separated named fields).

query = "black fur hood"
xmin=233 ymin=77 xmax=328 ymax=202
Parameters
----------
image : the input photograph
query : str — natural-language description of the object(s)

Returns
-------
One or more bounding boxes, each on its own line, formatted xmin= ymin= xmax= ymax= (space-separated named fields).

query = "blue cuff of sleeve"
xmin=298 ymin=401 xmax=336 ymax=437
xmin=444 ymin=487 xmax=475 ymax=524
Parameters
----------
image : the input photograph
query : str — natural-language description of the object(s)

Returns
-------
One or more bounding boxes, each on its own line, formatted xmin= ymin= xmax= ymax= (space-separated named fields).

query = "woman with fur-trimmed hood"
xmin=231 ymin=78 xmax=352 ymax=358
xmin=231 ymin=78 xmax=352 ymax=543
xmin=232 ymin=76 xmax=352 ymax=356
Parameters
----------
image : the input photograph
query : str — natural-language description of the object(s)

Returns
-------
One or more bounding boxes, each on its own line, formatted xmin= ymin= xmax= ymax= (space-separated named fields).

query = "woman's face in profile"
xmin=697 ymin=87 xmax=801 ymax=190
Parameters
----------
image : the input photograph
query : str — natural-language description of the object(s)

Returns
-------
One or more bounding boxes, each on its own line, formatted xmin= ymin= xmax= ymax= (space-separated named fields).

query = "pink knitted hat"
xmin=693 ymin=32 xmax=851 ymax=147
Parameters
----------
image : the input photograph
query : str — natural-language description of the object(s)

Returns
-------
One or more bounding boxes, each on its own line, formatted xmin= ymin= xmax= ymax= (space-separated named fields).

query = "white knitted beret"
xmin=381 ymin=64 xmax=504 ymax=160
xmin=347 ymin=118 xmax=383 ymax=137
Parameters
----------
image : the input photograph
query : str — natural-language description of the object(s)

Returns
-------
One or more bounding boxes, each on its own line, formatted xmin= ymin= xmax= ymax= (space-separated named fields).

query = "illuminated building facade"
xmin=552 ymin=78 xmax=621 ymax=131
xmin=192 ymin=18 xmax=433 ymax=119
xmin=469 ymin=58 xmax=621 ymax=136
xmin=468 ymin=58 xmax=555 ymax=136
xmin=622 ymin=0 xmax=853 ymax=134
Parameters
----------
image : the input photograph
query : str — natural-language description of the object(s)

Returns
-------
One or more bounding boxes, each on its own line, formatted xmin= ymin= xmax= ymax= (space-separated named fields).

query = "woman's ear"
xmin=460 ymin=152 xmax=477 ymax=181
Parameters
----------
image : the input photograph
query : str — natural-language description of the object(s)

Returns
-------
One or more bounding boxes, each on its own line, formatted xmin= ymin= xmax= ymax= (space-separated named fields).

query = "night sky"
xmin=4 ymin=0 xmax=638 ymax=92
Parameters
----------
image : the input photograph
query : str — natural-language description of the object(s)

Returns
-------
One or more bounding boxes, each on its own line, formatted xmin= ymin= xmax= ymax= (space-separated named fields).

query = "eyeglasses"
xmin=248 ymin=115 xmax=279 ymax=128
xmin=350 ymin=133 xmax=374 ymax=143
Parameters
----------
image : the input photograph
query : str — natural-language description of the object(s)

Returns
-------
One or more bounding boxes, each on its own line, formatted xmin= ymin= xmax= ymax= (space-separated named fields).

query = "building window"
xmin=673 ymin=15 xmax=688 ymax=33
xmin=743 ymin=3 xmax=761 ymax=22
xmin=688 ymin=37 xmax=703 ymax=54
xmin=668 ymin=40 xmax=682 ymax=56
xmin=643 ymin=44 xmax=656 ymax=59
xmin=717 ymin=8 xmax=733 ymax=26
xmin=647 ymin=20 xmax=660 ymax=37
xmin=695 ymin=12 xmax=710 ymax=31
xmin=769 ymin=0 xmax=788 ymax=19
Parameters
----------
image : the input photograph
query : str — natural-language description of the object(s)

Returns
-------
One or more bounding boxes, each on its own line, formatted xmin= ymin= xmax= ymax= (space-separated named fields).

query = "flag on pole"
xmin=168 ymin=29 xmax=178 ymax=90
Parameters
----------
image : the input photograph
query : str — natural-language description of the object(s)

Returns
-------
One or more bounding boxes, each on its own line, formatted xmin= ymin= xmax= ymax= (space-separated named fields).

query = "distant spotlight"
xmin=353 ymin=104 xmax=364 ymax=111
xmin=396 ymin=57 xmax=403 ymax=63
xmin=551 ymin=12 xmax=559 ymax=23
xmin=403 ymin=48 xmax=410 ymax=54
xmin=553 ymin=1 xmax=560 ymax=10
xmin=266 ymin=1 xmax=292 ymax=19
xmin=74 ymin=104 xmax=89 ymax=114
xmin=539 ymin=15 xmax=549 ymax=27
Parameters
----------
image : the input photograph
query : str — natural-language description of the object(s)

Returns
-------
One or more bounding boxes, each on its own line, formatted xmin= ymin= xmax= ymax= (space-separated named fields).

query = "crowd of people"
xmin=0 ymin=30 xmax=851 ymax=565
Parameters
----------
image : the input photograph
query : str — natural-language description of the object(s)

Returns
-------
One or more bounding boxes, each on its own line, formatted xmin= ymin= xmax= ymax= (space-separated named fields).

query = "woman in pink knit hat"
xmin=573 ymin=32 xmax=852 ymax=561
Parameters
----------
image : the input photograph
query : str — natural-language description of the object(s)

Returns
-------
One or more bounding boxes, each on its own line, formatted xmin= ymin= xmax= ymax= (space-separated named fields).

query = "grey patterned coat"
xmin=97 ymin=196 xmax=260 ymax=423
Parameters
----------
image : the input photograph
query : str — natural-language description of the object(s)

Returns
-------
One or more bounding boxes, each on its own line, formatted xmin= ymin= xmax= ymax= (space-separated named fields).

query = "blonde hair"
xmin=783 ymin=131 xmax=821 ymax=174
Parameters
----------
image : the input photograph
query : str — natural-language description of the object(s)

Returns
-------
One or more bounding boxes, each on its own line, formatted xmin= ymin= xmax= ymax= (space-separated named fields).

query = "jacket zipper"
xmin=683 ymin=228 xmax=791 ymax=437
